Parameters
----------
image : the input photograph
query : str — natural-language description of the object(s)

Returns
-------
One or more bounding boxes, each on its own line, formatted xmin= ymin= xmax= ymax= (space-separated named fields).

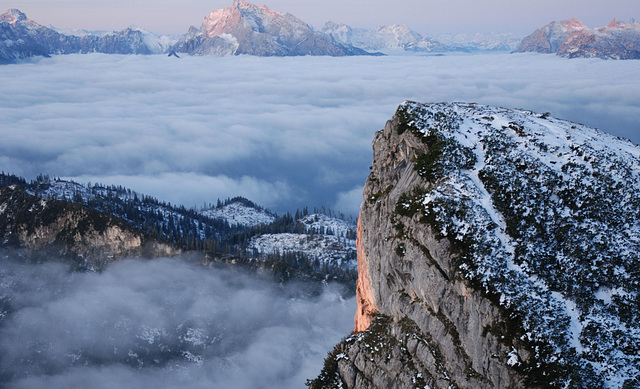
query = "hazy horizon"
xmin=3 ymin=0 xmax=639 ymax=36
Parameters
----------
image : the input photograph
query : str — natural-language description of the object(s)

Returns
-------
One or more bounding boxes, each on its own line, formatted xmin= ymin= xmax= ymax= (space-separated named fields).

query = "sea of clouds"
xmin=1 ymin=53 xmax=639 ymax=216
xmin=0 ymin=255 xmax=354 ymax=388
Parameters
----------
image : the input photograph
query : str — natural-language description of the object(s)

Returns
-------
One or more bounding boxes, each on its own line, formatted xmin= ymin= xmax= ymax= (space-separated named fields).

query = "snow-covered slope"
xmin=299 ymin=213 xmax=356 ymax=240
xmin=248 ymin=233 xmax=356 ymax=269
xmin=248 ymin=213 xmax=357 ymax=269
xmin=201 ymin=199 xmax=275 ymax=227
xmin=390 ymin=101 xmax=640 ymax=387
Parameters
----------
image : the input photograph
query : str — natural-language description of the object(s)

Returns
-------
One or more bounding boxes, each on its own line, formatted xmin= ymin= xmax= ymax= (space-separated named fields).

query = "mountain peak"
xmin=607 ymin=18 xmax=621 ymax=28
xmin=175 ymin=0 xmax=370 ymax=56
xmin=1 ymin=8 xmax=27 ymax=23
xmin=233 ymin=0 xmax=253 ymax=9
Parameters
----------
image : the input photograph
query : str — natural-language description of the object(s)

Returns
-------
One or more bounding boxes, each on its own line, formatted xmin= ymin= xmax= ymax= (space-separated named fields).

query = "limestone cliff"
xmin=0 ymin=185 xmax=179 ymax=270
xmin=310 ymin=102 xmax=640 ymax=389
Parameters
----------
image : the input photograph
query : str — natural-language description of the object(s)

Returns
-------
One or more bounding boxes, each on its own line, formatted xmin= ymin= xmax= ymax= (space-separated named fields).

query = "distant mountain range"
xmin=518 ymin=18 xmax=640 ymax=59
xmin=0 ymin=9 xmax=174 ymax=64
xmin=321 ymin=21 xmax=522 ymax=53
xmin=1 ymin=3 xmax=522 ymax=63
xmin=2 ymin=5 xmax=637 ymax=63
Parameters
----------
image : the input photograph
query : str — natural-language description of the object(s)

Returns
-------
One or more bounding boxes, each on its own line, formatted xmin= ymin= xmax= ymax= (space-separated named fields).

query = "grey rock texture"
xmin=518 ymin=18 xmax=640 ymax=59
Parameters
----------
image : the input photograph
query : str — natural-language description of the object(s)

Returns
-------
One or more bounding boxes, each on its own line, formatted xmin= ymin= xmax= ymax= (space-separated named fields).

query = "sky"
xmin=0 ymin=255 xmax=355 ymax=388
xmin=1 ymin=53 xmax=639 ymax=217
xmin=3 ymin=0 xmax=640 ymax=35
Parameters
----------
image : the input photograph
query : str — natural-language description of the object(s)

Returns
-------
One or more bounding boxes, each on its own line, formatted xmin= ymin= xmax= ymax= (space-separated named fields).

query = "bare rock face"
xmin=0 ymin=185 xmax=178 ymax=270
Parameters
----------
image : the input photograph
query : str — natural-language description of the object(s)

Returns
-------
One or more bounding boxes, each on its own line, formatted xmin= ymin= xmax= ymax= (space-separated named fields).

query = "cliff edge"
xmin=310 ymin=102 xmax=640 ymax=388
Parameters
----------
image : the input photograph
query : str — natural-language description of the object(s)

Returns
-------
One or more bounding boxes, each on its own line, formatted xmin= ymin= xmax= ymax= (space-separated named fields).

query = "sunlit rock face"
xmin=172 ymin=0 xmax=370 ymax=57
xmin=310 ymin=101 xmax=640 ymax=389
xmin=354 ymin=217 xmax=377 ymax=333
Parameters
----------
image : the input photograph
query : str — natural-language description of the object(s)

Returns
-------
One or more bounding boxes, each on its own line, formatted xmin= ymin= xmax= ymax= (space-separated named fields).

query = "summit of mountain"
xmin=172 ymin=0 xmax=370 ymax=56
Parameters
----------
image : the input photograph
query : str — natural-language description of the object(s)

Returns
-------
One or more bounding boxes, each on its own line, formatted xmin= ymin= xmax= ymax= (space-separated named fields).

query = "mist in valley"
xmin=0 ymin=254 xmax=355 ymax=388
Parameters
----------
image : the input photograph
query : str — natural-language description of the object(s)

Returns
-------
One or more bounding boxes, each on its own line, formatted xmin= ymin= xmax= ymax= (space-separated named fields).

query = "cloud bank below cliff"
xmin=1 ymin=53 xmax=639 ymax=216
xmin=0 ymin=256 xmax=355 ymax=388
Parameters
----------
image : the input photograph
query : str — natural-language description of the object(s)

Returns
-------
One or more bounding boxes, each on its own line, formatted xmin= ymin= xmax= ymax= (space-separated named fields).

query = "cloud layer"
xmin=0 ymin=256 xmax=355 ymax=388
xmin=1 ymin=53 xmax=639 ymax=216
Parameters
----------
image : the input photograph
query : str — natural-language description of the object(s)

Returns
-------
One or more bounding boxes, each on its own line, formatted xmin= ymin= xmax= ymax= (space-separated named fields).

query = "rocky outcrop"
xmin=518 ymin=17 xmax=640 ymax=59
xmin=310 ymin=102 xmax=640 ymax=388
xmin=0 ymin=185 xmax=178 ymax=269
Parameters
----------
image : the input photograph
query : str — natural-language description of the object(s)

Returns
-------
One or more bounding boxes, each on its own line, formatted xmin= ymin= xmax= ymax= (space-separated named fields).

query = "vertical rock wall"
xmin=314 ymin=112 xmax=529 ymax=389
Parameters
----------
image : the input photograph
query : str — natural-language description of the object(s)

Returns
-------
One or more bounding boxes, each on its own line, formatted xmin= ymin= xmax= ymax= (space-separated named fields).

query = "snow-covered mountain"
xmin=173 ymin=0 xmax=369 ymax=56
xmin=321 ymin=22 xmax=442 ymax=53
xmin=321 ymin=21 xmax=520 ymax=54
xmin=0 ymin=9 xmax=175 ymax=63
xmin=313 ymin=101 xmax=640 ymax=388
xmin=518 ymin=18 xmax=640 ymax=59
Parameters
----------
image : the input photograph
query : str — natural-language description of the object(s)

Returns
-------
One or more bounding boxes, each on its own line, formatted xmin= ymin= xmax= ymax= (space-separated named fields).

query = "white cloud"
xmin=0 ymin=256 xmax=355 ymax=389
xmin=1 ymin=53 xmax=639 ymax=216
xmin=65 ymin=173 xmax=295 ymax=210
xmin=333 ymin=186 xmax=364 ymax=217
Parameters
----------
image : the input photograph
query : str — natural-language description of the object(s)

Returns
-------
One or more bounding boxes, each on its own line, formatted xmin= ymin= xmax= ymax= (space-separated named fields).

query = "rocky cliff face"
xmin=310 ymin=102 xmax=640 ymax=388
xmin=518 ymin=18 xmax=640 ymax=59
xmin=0 ymin=185 xmax=178 ymax=270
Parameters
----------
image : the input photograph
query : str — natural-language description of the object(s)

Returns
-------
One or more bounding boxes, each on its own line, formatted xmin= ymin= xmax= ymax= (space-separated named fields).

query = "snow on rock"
xmin=395 ymin=101 xmax=640 ymax=388
xmin=248 ymin=232 xmax=356 ymax=269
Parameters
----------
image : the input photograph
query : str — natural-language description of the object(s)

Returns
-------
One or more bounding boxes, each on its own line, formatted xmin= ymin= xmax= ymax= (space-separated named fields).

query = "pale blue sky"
xmin=3 ymin=0 xmax=639 ymax=35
